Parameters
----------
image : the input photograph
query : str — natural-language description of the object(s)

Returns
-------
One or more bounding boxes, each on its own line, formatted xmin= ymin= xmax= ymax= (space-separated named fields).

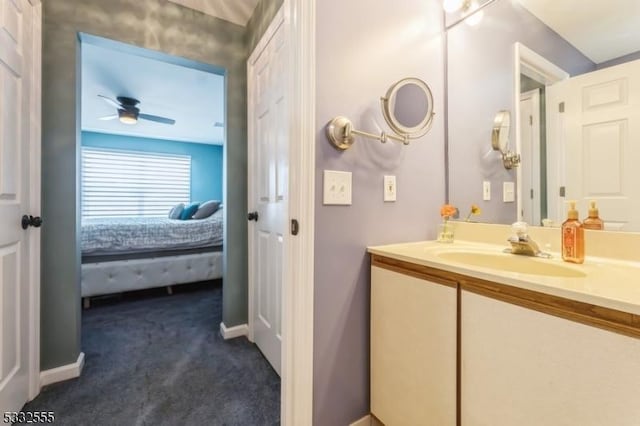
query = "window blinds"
xmin=81 ymin=147 xmax=191 ymax=218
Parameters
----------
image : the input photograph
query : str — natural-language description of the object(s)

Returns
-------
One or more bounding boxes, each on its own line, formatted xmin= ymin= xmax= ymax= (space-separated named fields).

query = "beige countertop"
xmin=368 ymin=239 xmax=640 ymax=316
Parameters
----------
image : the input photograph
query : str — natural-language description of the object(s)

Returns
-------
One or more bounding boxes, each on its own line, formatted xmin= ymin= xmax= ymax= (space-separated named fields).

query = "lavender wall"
xmin=314 ymin=1 xmax=445 ymax=424
xmin=447 ymin=0 xmax=595 ymax=224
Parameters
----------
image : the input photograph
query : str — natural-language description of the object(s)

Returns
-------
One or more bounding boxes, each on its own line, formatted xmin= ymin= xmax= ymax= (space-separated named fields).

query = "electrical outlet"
xmin=483 ymin=181 xmax=491 ymax=201
xmin=503 ymin=181 xmax=515 ymax=203
xmin=323 ymin=170 xmax=352 ymax=205
xmin=383 ymin=175 xmax=396 ymax=202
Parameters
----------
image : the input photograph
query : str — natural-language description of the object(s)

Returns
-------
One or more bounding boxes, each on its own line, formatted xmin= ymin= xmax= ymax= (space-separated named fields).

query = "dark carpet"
xmin=21 ymin=282 xmax=280 ymax=426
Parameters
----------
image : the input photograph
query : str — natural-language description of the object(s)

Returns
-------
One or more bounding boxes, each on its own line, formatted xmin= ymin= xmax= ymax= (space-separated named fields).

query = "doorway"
xmin=32 ymin=1 xmax=315 ymax=423
xmin=21 ymin=33 xmax=282 ymax=425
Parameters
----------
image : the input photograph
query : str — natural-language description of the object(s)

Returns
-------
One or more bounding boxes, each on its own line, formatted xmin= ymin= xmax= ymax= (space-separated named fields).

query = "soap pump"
xmin=583 ymin=200 xmax=604 ymax=230
xmin=562 ymin=201 xmax=584 ymax=264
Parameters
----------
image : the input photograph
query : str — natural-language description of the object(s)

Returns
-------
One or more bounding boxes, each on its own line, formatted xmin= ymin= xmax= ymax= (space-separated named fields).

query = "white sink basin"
xmin=437 ymin=251 xmax=586 ymax=278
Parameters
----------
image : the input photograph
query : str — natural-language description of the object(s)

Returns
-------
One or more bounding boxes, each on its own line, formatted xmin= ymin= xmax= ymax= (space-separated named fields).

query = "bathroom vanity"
xmin=369 ymin=228 xmax=640 ymax=426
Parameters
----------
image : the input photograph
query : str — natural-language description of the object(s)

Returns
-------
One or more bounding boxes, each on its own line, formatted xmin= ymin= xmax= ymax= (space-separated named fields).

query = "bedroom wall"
xmin=81 ymin=131 xmax=223 ymax=203
xmin=313 ymin=0 xmax=446 ymax=424
xmin=42 ymin=0 xmax=247 ymax=370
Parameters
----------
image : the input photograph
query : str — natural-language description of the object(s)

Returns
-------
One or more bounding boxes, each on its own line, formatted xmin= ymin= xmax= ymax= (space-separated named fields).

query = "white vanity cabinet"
xmin=370 ymin=264 xmax=457 ymax=426
xmin=370 ymin=250 xmax=640 ymax=426
xmin=461 ymin=290 xmax=640 ymax=426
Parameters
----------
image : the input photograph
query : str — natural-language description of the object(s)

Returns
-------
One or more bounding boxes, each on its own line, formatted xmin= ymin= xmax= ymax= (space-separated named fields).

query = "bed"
xmin=80 ymin=208 xmax=223 ymax=301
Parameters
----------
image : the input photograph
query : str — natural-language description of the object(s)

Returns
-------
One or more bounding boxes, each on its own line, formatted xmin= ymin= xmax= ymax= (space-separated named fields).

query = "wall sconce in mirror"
xmin=491 ymin=110 xmax=520 ymax=169
xmin=326 ymin=77 xmax=435 ymax=151
xmin=443 ymin=0 xmax=485 ymax=27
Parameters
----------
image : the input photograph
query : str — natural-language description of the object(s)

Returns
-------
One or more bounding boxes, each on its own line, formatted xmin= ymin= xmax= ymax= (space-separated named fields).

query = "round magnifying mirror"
xmin=491 ymin=110 xmax=511 ymax=153
xmin=381 ymin=78 xmax=435 ymax=139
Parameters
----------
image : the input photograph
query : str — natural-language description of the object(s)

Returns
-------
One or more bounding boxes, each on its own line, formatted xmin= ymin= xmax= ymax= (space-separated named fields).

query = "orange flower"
xmin=440 ymin=204 xmax=457 ymax=219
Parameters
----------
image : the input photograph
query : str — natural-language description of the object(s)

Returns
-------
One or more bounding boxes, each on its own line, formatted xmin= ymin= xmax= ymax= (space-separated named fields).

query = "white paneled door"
xmin=247 ymin=10 xmax=287 ymax=375
xmin=520 ymin=89 xmax=541 ymax=226
xmin=0 ymin=0 xmax=39 ymax=413
xmin=547 ymin=59 xmax=640 ymax=230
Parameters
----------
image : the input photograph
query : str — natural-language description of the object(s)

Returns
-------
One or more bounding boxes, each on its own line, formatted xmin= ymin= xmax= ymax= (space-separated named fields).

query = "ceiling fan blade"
xmin=98 ymin=94 xmax=121 ymax=109
xmin=139 ymin=113 xmax=176 ymax=125
xmin=98 ymin=114 xmax=119 ymax=121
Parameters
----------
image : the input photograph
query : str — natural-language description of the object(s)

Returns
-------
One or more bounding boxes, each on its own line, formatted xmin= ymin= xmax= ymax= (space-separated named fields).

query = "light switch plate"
xmin=483 ymin=181 xmax=491 ymax=201
xmin=383 ymin=175 xmax=397 ymax=202
xmin=323 ymin=170 xmax=352 ymax=205
xmin=503 ymin=181 xmax=515 ymax=203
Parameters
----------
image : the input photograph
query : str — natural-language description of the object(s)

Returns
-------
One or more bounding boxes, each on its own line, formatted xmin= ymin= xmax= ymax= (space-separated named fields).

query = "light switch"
xmin=503 ymin=181 xmax=515 ymax=203
xmin=483 ymin=181 xmax=491 ymax=201
xmin=323 ymin=170 xmax=352 ymax=205
xmin=383 ymin=175 xmax=396 ymax=202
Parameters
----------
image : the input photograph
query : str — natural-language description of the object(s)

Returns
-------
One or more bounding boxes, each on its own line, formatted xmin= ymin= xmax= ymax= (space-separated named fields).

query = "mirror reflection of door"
xmin=519 ymin=85 xmax=543 ymax=226
xmin=547 ymin=59 xmax=640 ymax=231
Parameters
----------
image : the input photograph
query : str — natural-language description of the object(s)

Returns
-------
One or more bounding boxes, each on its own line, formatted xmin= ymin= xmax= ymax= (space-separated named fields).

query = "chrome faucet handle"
xmin=511 ymin=221 xmax=529 ymax=240
xmin=507 ymin=221 xmax=545 ymax=257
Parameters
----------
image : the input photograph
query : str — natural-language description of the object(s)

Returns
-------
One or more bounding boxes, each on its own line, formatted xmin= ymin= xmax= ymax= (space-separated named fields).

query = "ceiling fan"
xmin=98 ymin=95 xmax=176 ymax=125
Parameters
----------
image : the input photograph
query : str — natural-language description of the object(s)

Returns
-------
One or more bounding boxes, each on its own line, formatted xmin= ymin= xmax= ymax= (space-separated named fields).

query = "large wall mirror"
xmin=447 ymin=0 xmax=640 ymax=231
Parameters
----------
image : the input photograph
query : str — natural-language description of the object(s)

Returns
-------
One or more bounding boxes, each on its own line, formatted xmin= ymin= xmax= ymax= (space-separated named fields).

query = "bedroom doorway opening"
xmin=78 ymin=34 xmax=226 ymax=307
xmin=59 ymin=33 xmax=281 ymax=424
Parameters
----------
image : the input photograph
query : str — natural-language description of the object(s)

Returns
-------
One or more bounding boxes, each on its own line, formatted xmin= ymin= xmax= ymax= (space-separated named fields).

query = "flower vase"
xmin=437 ymin=221 xmax=454 ymax=243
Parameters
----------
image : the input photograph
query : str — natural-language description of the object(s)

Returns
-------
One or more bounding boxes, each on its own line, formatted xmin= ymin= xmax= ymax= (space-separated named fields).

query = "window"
xmin=81 ymin=147 xmax=191 ymax=218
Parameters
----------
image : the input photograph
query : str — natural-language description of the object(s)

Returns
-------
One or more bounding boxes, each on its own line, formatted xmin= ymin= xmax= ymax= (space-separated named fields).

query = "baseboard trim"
xmin=220 ymin=322 xmax=249 ymax=340
xmin=350 ymin=415 xmax=372 ymax=426
xmin=40 ymin=352 xmax=85 ymax=387
xmin=350 ymin=414 xmax=384 ymax=426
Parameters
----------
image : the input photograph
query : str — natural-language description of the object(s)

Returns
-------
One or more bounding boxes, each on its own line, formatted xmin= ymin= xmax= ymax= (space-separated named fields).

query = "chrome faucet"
xmin=506 ymin=222 xmax=551 ymax=258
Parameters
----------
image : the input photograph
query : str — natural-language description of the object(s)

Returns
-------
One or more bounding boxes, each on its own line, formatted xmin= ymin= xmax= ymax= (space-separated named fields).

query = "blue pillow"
xmin=180 ymin=202 xmax=200 ymax=220
xmin=168 ymin=203 xmax=185 ymax=219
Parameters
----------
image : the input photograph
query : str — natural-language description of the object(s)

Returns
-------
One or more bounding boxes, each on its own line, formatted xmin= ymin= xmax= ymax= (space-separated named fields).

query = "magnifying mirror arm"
xmin=326 ymin=116 xmax=409 ymax=151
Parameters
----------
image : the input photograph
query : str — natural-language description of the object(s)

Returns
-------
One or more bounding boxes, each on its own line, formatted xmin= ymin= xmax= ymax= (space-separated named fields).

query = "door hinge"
xmin=559 ymin=186 xmax=566 ymax=197
xmin=559 ymin=102 xmax=565 ymax=113
xmin=291 ymin=219 xmax=299 ymax=236
xmin=529 ymin=115 xmax=533 ymax=126
xmin=530 ymin=189 xmax=534 ymax=199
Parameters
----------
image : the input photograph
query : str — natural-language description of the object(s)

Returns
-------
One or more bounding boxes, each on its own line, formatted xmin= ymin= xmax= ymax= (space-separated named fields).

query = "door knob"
xmin=247 ymin=211 xmax=259 ymax=222
xmin=22 ymin=215 xmax=43 ymax=230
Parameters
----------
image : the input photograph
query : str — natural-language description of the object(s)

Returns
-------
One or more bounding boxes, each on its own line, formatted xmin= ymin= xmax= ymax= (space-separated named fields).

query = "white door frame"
xmin=247 ymin=1 xmax=315 ymax=425
xmin=27 ymin=0 xmax=42 ymax=401
xmin=283 ymin=0 xmax=315 ymax=423
xmin=514 ymin=42 xmax=568 ymax=223
xmin=519 ymin=88 xmax=541 ymax=225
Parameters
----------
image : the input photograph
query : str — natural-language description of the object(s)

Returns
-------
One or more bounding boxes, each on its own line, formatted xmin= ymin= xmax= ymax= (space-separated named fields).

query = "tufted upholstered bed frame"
xmin=80 ymin=210 xmax=224 ymax=305
xmin=81 ymin=250 xmax=223 ymax=299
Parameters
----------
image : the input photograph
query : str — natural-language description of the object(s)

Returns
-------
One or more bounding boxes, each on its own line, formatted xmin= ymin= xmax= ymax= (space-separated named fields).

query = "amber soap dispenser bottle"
xmin=562 ymin=201 xmax=584 ymax=264
xmin=583 ymin=200 xmax=604 ymax=230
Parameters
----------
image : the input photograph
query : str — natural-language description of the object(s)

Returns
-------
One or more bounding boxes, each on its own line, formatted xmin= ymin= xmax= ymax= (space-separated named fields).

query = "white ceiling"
xmin=517 ymin=0 xmax=640 ymax=64
xmin=168 ymin=0 xmax=260 ymax=26
xmin=81 ymin=41 xmax=225 ymax=145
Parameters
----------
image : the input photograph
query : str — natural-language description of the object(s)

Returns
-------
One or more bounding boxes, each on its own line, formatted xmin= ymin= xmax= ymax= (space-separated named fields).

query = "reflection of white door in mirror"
xmin=547 ymin=59 xmax=640 ymax=231
xmin=514 ymin=42 xmax=569 ymax=226
xmin=520 ymin=89 xmax=541 ymax=225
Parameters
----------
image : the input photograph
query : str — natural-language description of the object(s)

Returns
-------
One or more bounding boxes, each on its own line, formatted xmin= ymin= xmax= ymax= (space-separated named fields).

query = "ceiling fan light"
xmin=118 ymin=109 xmax=138 ymax=125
